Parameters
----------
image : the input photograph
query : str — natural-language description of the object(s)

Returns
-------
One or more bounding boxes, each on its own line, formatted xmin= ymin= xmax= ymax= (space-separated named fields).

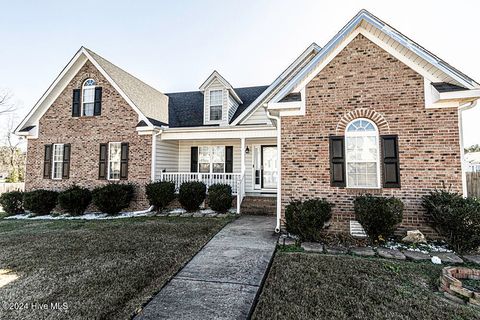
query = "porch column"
xmin=240 ymin=138 xmax=246 ymax=174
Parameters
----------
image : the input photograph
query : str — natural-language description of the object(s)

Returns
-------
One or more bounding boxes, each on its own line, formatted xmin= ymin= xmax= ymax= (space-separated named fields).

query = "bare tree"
xmin=0 ymin=89 xmax=16 ymax=115
xmin=1 ymin=117 xmax=25 ymax=182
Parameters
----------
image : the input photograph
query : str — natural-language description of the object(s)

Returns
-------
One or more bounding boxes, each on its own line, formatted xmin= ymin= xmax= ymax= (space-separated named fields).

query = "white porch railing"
xmin=158 ymin=172 xmax=246 ymax=213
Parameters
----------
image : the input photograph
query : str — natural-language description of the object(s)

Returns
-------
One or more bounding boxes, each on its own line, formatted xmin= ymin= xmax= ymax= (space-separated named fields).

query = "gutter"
xmin=263 ymin=104 xmax=282 ymax=233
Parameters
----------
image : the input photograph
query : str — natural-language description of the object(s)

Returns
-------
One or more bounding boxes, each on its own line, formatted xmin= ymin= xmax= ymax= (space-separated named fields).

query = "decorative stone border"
xmin=439 ymin=267 xmax=480 ymax=307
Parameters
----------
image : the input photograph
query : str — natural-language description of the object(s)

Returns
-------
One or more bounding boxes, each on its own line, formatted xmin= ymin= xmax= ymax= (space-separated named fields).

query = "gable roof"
xmin=272 ymin=9 xmax=480 ymax=103
xmin=166 ymin=86 xmax=268 ymax=127
xmin=199 ymin=70 xmax=243 ymax=103
xmin=15 ymin=47 xmax=168 ymax=134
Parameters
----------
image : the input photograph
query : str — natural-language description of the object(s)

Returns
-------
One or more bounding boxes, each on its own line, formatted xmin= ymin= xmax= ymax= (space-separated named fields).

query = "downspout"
xmin=264 ymin=103 xmax=282 ymax=233
xmin=458 ymin=100 xmax=477 ymax=197
xmin=150 ymin=128 xmax=163 ymax=181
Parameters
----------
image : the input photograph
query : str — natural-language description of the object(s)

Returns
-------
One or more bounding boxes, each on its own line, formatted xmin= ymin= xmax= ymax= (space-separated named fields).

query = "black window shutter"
xmin=329 ymin=136 xmax=346 ymax=187
xmin=98 ymin=143 xmax=108 ymax=179
xmin=62 ymin=144 xmax=71 ymax=179
xmin=190 ymin=147 xmax=198 ymax=172
xmin=43 ymin=144 xmax=53 ymax=179
xmin=72 ymin=89 xmax=81 ymax=117
xmin=120 ymin=143 xmax=129 ymax=180
xmin=94 ymin=87 xmax=102 ymax=116
xmin=381 ymin=135 xmax=401 ymax=188
xmin=225 ymin=146 xmax=233 ymax=173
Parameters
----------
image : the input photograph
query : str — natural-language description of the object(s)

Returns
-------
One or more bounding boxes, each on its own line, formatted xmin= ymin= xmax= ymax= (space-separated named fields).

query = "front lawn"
xmin=253 ymin=252 xmax=479 ymax=320
xmin=0 ymin=216 xmax=231 ymax=320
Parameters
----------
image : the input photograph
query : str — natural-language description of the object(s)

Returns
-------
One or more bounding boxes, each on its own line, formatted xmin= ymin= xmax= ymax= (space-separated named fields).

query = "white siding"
xmin=177 ymin=138 xmax=276 ymax=192
xmin=155 ymin=140 xmax=179 ymax=179
xmin=242 ymin=107 xmax=272 ymax=125
xmin=228 ymin=95 xmax=239 ymax=122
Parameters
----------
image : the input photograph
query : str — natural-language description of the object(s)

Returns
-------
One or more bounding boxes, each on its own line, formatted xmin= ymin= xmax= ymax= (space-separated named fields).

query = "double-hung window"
xmin=345 ymin=119 xmax=380 ymax=188
xmin=198 ymin=146 xmax=225 ymax=173
xmin=52 ymin=144 xmax=64 ymax=179
xmin=82 ymin=79 xmax=96 ymax=116
xmin=108 ymin=142 xmax=121 ymax=180
xmin=209 ymin=90 xmax=223 ymax=121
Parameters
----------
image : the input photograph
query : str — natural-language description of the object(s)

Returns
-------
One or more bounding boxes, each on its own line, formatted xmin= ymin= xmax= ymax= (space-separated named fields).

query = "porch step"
xmin=240 ymin=196 xmax=276 ymax=215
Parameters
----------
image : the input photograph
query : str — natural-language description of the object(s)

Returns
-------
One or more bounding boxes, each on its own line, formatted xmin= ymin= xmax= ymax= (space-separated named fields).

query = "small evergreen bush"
xmin=23 ymin=189 xmax=58 ymax=216
xmin=92 ymin=184 xmax=134 ymax=215
xmin=285 ymin=199 xmax=333 ymax=241
xmin=422 ymin=190 xmax=480 ymax=253
xmin=58 ymin=186 xmax=92 ymax=216
xmin=178 ymin=181 xmax=206 ymax=211
xmin=208 ymin=184 xmax=232 ymax=213
xmin=145 ymin=181 xmax=176 ymax=211
xmin=354 ymin=195 xmax=404 ymax=242
xmin=0 ymin=191 xmax=24 ymax=216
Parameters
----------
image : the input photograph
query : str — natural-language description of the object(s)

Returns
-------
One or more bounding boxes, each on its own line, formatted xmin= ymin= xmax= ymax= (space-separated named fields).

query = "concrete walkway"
xmin=135 ymin=215 xmax=278 ymax=320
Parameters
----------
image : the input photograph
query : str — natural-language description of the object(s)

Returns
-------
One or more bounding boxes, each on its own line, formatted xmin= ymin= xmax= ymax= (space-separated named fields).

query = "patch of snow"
xmin=4 ymin=210 xmax=154 ymax=221
xmin=383 ymin=239 xmax=452 ymax=254
xmin=431 ymin=256 xmax=442 ymax=264
xmin=168 ymin=208 xmax=186 ymax=214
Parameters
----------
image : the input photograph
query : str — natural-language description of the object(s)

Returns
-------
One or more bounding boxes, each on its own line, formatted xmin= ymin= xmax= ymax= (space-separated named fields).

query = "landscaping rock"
xmin=278 ymin=237 xmax=296 ymax=246
xmin=377 ymin=248 xmax=406 ymax=260
xmin=402 ymin=250 xmax=431 ymax=261
xmin=443 ymin=291 xmax=466 ymax=305
xmin=350 ymin=247 xmax=376 ymax=257
xmin=216 ymin=213 xmax=229 ymax=218
xmin=463 ymin=255 xmax=480 ymax=265
xmin=402 ymin=230 xmax=427 ymax=244
xmin=192 ymin=212 xmax=205 ymax=218
xmin=324 ymin=246 xmax=348 ymax=255
xmin=301 ymin=242 xmax=324 ymax=253
xmin=435 ymin=253 xmax=464 ymax=264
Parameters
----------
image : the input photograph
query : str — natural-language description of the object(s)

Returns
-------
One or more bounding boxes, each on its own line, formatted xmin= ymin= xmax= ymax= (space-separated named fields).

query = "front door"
xmin=261 ymin=146 xmax=277 ymax=189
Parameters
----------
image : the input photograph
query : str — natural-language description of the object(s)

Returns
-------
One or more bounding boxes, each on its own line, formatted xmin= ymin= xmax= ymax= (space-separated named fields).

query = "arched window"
xmin=82 ymin=78 xmax=96 ymax=116
xmin=345 ymin=118 xmax=380 ymax=188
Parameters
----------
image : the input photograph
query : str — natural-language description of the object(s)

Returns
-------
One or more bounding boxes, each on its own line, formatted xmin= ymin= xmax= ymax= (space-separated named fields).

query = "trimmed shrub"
xmin=422 ymin=190 xmax=480 ymax=253
xmin=178 ymin=181 xmax=206 ymax=211
xmin=92 ymin=184 xmax=134 ymax=215
xmin=0 ymin=191 xmax=24 ymax=216
xmin=23 ymin=189 xmax=58 ymax=216
xmin=208 ymin=184 xmax=232 ymax=213
xmin=285 ymin=199 xmax=333 ymax=241
xmin=58 ymin=186 xmax=92 ymax=216
xmin=145 ymin=181 xmax=176 ymax=211
xmin=354 ymin=195 xmax=404 ymax=242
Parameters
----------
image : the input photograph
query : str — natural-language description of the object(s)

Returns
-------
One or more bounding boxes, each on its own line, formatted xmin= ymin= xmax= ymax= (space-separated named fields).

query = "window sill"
xmin=345 ymin=188 xmax=383 ymax=195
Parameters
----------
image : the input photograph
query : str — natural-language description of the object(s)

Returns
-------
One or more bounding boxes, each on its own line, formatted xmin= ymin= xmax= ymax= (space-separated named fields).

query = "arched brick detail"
xmin=336 ymin=108 xmax=390 ymax=134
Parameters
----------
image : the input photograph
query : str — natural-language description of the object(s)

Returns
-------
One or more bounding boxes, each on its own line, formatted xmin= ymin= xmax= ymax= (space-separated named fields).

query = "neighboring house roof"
xmin=166 ymin=86 xmax=269 ymax=127
xmin=272 ymin=9 xmax=480 ymax=103
xmin=85 ymin=49 xmax=169 ymax=123
xmin=465 ymin=152 xmax=480 ymax=164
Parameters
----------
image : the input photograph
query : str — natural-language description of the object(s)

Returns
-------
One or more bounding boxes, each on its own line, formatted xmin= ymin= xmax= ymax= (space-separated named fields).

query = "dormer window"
xmin=82 ymin=79 xmax=96 ymax=116
xmin=209 ymin=90 xmax=223 ymax=121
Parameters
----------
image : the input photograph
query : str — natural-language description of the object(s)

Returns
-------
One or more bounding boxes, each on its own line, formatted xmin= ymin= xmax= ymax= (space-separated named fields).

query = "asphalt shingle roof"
xmin=166 ymin=86 xmax=269 ymax=128
xmin=432 ymin=82 xmax=468 ymax=93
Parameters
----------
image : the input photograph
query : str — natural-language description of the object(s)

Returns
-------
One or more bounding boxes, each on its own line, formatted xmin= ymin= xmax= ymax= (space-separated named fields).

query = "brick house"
xmin=16 ymin=10 xmax=480 ymax=236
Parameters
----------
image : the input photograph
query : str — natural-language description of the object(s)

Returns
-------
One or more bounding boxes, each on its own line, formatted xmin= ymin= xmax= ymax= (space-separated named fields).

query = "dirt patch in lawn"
xmin=252 ymin=253 xmax=480 ymax=320
xmin=0 ymin=216 xmax=231 ymax=320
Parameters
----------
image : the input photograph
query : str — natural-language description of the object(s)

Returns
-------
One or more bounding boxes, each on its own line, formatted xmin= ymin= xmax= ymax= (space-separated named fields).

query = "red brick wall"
xmin=281 ymin=34 xmax=462 ymax=237
xmin=25 ymin=61 xmax=152 ymax=210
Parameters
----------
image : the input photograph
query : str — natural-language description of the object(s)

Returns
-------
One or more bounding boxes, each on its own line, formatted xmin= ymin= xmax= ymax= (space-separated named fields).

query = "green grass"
xmin=0 ymin=212 xmax=6 ymax=219
xmin=0 ymin=216 xmax=231 ymax=320
xmin=253 ymin=252 xmax=480 ymax=320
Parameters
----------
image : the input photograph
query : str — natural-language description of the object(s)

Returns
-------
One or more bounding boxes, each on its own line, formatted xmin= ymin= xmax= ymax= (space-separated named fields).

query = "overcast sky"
xmin=0 ymin=0 xmax=478 ymax=147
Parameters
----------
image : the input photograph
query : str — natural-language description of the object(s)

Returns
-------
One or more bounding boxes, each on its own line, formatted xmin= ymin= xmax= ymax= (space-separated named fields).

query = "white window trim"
xmin=208 ymin=89 xmax=223 ymax=122
xmin=198 ymin=145 xmax=225 ymax=173
xmin=52 ymin=143 xmax=64 ymax=180
xmin=345 ymin=118 xmax=381 ymax=189
xmin=81 ymin=78 xmax=96 ymax=117
xmin=107 ymin=142 xmax=121 ymax=181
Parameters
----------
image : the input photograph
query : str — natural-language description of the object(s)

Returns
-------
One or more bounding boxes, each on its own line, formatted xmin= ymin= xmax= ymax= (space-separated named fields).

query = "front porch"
xmin=153 ymin=135 xmax=278 ymax=213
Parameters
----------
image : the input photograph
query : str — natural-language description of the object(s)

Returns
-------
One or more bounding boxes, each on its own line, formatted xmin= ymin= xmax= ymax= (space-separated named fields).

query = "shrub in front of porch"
xmin=58 ymin=186 xmax=92 ymax=216
xmin=0 ymin=191 xmax=24 ymax=216
xmin=354 ymin=195 xmax=403 ymax=243
xmin=145 ymin=181 xmax=176 ymax=211
xmin=422 ymin=190 xmax=480 ymax=253
xmin=178 ymin=181 xmax=206 ymax=211
xmin=285 ymin=199 xmax=332 ymax=241
xmin=92 ymin=184 xmax=134 ymax=215
xmin=208 ymin=184 xmax=232 ymax=213
xmin=23 ymin=189 xmax=58 ymax=216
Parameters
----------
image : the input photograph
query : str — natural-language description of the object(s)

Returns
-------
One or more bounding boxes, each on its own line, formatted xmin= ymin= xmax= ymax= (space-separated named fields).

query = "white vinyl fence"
xmin=0 ymin=183 xmax=25 ymax=195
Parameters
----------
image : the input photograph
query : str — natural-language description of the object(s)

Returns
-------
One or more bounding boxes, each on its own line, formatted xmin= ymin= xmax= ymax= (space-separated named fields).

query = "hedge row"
xmin=0 ymin=181 xmax=233 ymax=217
